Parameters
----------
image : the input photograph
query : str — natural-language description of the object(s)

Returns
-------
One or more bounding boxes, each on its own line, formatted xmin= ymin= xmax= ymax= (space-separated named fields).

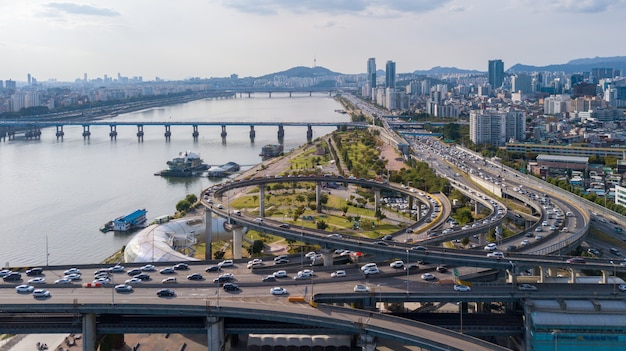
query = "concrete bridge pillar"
xmin=306 ymin=124 xmax=313 ymax=142
xmin=247 ymin=92 xmax=251 ymax=98
xmin=374 ymin=189 xmax=381 ymax=213
xmin=474 ymin=201 xmax=480 ymax=215
xmin=538 ymin=266 xmax=546 ymax=283
xmin=315 ymin=181 xmax=322 ymax=213
xmin=220 ymin=125 xmax=227 ymax=138
xmin=205 ymin=209 xmax=213 ymax=261
xmin=568 ymin=268 xmax=577 ymax=283
xmin=230 ymin=224 xmax=244 ymax=260
xmin=82 ymin=313 xmax=97 ymax=351
xmin=164 ymin=125 xmax=171 ymax=141
xmin=82 ymin=125 xmax=91 ymax=139
xmin=320 ymin=248 xmax=333 ymax=267
xmin=259 ymin=186 xmax=265 ymax=217
xmin=206 ymin=316 xmax=225 ymax=351
xmin=56 ymin=125 xmax=65 ymax=139
xmin=277 ymin=124 xmax=284 ymax=140
xmin=547 ymin=266 xmax=559 ymax=278
xmin=268 ymin=92 xmax=272 ymax=98
xmin=249 ymin=125 xmax=255 ymax=141
xmin=192 ymin=125 xmax=199 ymax=141
xmin=358 ymin=334 xmax=377 ymax=351
xmin=289 ymin=92 xmax=292 ymax=97
xmin=109 ymin=125 xmax=117 ymax=140
xmin=601 ymin=270 xmax=609 ymax=284
xmin=136 ymin=125 xmax=144 ymax=142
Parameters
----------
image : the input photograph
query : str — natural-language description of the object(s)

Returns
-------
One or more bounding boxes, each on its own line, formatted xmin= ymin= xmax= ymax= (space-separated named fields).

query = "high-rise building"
xmin=488 ymin=59 xmax=504 ymax=89
xmin=470 ymin=109 xmax=526 ymax=146
xmin=367 ymin=58 xmax=376 ymax=88
xmin=511 ymin=73 xmax=532 ymax=94
xmin=385 ymin=61 xmax=396 ymax=89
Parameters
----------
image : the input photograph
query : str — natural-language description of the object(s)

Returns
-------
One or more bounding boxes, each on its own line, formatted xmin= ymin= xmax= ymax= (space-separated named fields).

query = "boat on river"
xmin=155 ymin=151 xmax=209 ymax=177
xmin=101 ymin=209 xmax=148 ymax=233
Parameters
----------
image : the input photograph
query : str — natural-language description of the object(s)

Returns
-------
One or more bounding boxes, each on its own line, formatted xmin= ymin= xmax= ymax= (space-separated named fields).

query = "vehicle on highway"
xmin=125 ymin=278 xmax=142 ymax=285
xmin=483 ymin=243 xmax=497 ymax=251
xmin=353 ymin=284 xmax=370 ymax=293
xmin=618 ymin=284 xmax=626 ymax=292
xmin=436 ymin=265 xmax=448 ymax=273
xmin=133 ymin=273 xmax=151 ymax=281
xmin=205 ymin=265 xmax=221 ymax=272
xmin=331 ymin=270 xmax=346 ymax=278
xmin=421 ymin=273 xmax=436 ymax=281
xmin=520 ymin=239 xmax=531 ymax=246
xmin=390 ymin=260 xmax=404 ymax=269
xmin=187 ymin=273 xmax=203 ymax=281
xmin=273 ymin=270 xmax=287 ymax=278
xmin=114 ymin=284 xmax=133 ymax=293
xmin=247 ymin=258 xmax=263 ymax=268
xmin=63 ymin=268 xmax=80 ymax=275
xmin=362 ymin=267 xmax=380 ymax=275
xmin=141 ymin=264 xmax=156 ymax=272
xmin=454 ymin=284 xmax=471 ymax=292
xmin=33 ymin=289 xmax=51 ymax=298
xmin=373 ymin=241 xmax=389 ymax=246
xmin=411 ymin=246 xmax=428 ymax=251
xmin=108 ymin=264 xmax=125 ymax=273
xmin=270 ymin=287 xmax=288 ymax=295
xmin=610 ymin=248 xmax=622 ymax=256
xmin=327 ymin=233 xmax=342 ymax=239
xmin=360 ymin=263 xmax=378 ymax=271
xmin=214 ymin=274 xmax=233 ymax=284
xmin=2 ymin=272 xmax=21 ymax=282
xmin=223 ymin=283 xmax=240 ymax=291
xmin=218 ymin=260 xmax=234 ymax=268
xmin=92 ymin=278 xmax=110 ymax=284
xmin=28 ymin=277 xmax=45 ymax=284
xmin=15 ymin=285 xmax=35 ymax=293
xmin=25 ymin=268 xmax=43 ymax=276
xmin=262 ymin=275 xmax=276 ymax=282
xmin=127 ymin=268 xmax=142 ymax=276
xmin=487 ymin=252 xmax=504 ymax=259
xmin=566 ymin=257 xmax=586 ymax=264
xmin=278 ymin=223 xmax=290 ymax=228
xmin=173 ymin=263 xmax=189 ymax=270
xmin=274 ymin=257 xmax=289 ymax=264
xmin=156 ymin=289 xmax=176 ymax=297
xmin=253 ymin=217 xmax=264 ymax=223
xmin=162 ymin=277 xmax=177 ymax=284
xmin=64 ymin=273 xmax=82 ymax=281
xmin=159 ymin=267 xmax=175 ymax=274
xmin=518 ymin=284 xmax=537 ymax=291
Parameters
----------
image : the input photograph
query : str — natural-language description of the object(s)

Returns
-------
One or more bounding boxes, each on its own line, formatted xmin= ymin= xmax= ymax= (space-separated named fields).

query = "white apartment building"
xmin=470 ymin=109 xmax=526 ymax=146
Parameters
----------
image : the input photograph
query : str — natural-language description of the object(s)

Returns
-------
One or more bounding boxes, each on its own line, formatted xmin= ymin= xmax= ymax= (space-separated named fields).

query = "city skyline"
xmin=1 ymin=0 xmax=625 ymax=82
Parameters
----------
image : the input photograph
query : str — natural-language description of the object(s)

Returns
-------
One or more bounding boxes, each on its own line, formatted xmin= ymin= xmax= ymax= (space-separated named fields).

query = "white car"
xmin=63 ymin=268 xmax=80 ymax=275
xmin=331 ymin=270 xmax=346 ymax=278
xmin=247 ymin=258 xmax=263 ymax=268
xmin=125 ymin=278 xmax=142 ymax=285
xmin=28 ymin=277 xmax=46 ymax=284
xmin=55 ymin=278 xmax=72 ymax=284
xmin=270 ymin=287 xmax=288 ymax=295
xmin=33 ymin=289 xmax=51 ymax=298
xmin=114 ymin=284 xmax=133 ymax=293
xmin=360 ymin=263 xmax=378 ymax=271
xmin=390 ymin=260 xmax=404 ymax=269
xmin=273 ymin=270 xmax=287 ymax=278
xmin=520 ymin=239 xmax=531 ymax=246
xmin=353 ymin=284 xmax=370 ymax=293
xmin=483 ymin=243 xmax=497 ymax=251
xmin=15 ymin=285 xmax=35 ymax=293
xmin=162 ymin=277 xmax=177 ymax=284
xmin=487 ymin=252 xmax=504 ymax=259
xmin=454 ymin=284 xmax=471 ymax=292
xmin=421 ymin=273 xmax=436 ymax=281
xmin=362 ymin=267 xmax=380 ymax=275
xmin=141 ymin=264 xmax=156 ymax=272
xmin=108 ymin=265 xmax=125 ymax=273
xmin=218 ymin=260 xmax=234 ymax=267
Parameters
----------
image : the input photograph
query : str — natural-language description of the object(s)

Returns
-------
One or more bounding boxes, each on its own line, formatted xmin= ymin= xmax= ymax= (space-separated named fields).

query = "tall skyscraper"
xmin=385 ymin=60 xmax=396 ymax=89
xmin=488 ymin=59 xmax=504 ymax=89
xmin=367 ymin=58 xmax=376 ymax=89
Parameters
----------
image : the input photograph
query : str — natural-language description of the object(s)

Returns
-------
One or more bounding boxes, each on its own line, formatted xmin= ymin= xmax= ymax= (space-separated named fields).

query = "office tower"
xmin=488 ymin=59 xmax=504 ymax=89
xmin=385 ymin=61 xmax=396 ymax=89
xmin=511 ymin=73 xmax=533 ymax=94
xmin=367 ymin=58 xmax=376 ymax=89
xmin=27 ymin=73 xmax=31 ymax=86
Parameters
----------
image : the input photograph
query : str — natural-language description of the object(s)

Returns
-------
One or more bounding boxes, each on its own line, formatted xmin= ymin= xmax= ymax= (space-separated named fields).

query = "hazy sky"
xmin=1 ymin=0 xmax=625 ymax=82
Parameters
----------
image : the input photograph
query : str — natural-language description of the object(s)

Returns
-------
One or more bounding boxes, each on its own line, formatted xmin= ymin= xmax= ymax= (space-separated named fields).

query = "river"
xmin=0 ymin=93 xmax=347 ymax=266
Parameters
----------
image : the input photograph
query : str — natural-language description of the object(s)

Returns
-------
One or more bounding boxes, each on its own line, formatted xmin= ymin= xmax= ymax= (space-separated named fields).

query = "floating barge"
xmin=101 ymin=209 xmax=148 ymax=232
xmin=207 ymin=162 xmax=241 ymax=177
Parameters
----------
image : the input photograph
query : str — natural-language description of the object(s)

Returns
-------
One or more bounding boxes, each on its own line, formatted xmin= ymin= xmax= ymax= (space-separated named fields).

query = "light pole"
xmin=406 ymin=249 xmax=410 ymax=294
xmin=610 ymin=261 xmax=617 ymax=295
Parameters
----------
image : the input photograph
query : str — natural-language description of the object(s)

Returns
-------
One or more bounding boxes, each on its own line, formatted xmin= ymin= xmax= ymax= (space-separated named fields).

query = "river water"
xmin=0 ymin=93 xmax=346 ymax=266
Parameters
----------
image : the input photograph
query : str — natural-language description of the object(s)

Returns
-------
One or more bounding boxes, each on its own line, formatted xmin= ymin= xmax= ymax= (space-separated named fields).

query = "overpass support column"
xmin=306 ymin=124 xmax=313 ymax=142
xmin=539 ymin=266 xmax=546 ymax=283
xmin=601 ymin=270 xmax=609 ymax=284
xmin=320 ymin=248 xmax=333 ymax=267
xmin=82 ymin=313 xmax=97 ymax=351
xmin=568 ymin=268 xmax=577 ymax=283
xmin=249 ymin=125 xmax=255 ymax=141
xmin=259 ymin=186 xmax=265 ymax=217
xmin=230 ymin=223 xmax=244 ymax=260
xmin=474 ymin=201 xmax=480 ymax=215
xmin=277 ymin=124 xmax=284 ymax=140
xmin=358 ymin=334 xmax=377 ymax=351
xmin=205 ymin=209 xmax=213 ymax=260
xmin=136 ymin=125 xmax=144 ymax=142
xmin=192 ymin=125 xmax=199 ymax=141
xmin=206 ymin=316 xmax=225 ymax=351
xmin=315 ymin=181 xmax=322 ymax=213
xmin=374 ymin=189 xmax=381 ymax=213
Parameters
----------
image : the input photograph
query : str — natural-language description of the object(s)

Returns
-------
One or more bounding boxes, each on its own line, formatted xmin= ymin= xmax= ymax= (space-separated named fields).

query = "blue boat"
xmin=101 ymin=209 xmax=148 ymax=232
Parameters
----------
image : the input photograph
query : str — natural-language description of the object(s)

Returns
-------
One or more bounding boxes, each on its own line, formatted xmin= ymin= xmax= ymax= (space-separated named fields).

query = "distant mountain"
xmin=508 ymin=56 xmax=626 ymax=74
xmin=257 ymin=66 xmax=340 ymax=79
xmin=412 ymin=66 xmax=484 ymax=75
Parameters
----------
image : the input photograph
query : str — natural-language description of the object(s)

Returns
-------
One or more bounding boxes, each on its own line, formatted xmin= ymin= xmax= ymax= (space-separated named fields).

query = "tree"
xmin=461 ymin=237 xmax=470 ymax=246
xmin=249 ymin=240 xmax=265 ymax=255
xmin=341 ymin=205 xmax=349 ymax=216
xmin=316 ymin=220 xmax=328 ymax=230
xmin=176 ymin=199 xmax=191 ymax=213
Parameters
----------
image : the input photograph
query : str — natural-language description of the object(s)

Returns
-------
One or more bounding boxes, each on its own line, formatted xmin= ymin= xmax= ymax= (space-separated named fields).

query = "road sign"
xmin=453 ymin=268 xmax=459 ymax=277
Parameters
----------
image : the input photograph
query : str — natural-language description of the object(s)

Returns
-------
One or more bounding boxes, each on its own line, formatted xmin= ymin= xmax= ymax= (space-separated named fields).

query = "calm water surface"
xmin=0 ymin=94 xmax=346 ymax=266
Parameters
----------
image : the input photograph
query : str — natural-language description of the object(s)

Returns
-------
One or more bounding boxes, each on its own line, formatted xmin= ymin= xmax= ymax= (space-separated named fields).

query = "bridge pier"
xmin=82 ymin=125 xmax=91 ymax=139
xmin=164 ymin=125 xmax=171 ymax=141
xmin=268 ymin=92 xmax=272 ymax=98
xmin=205 ymin=209 xmax=213 ymax=261
xmin=358 ymin=334 xmax=377 ymax=351
xmin=221 ymin=125 xmax=227 ymax=138
xmin=306 ymin=124 xmax=313 ymax=142
xmin=320 ymin=248 xmax=333 ymax=267
xmin=206 ymin=316 xmax=225 ymax=351
xmin=374 ymin=189 xmax=381 ymax=214
xmin=82 ymin=313 xmax=97 ymax=351
xmin=136 ymin=125 xmax=144 ymax=142
xmin=247 ymin=92 xmax=251 ymax=98
xmin=277 ymin=124 xmax=284 ymax=141
xmin=109 ymin=125 xmax=117 ymax=140
xmin=230 ymin=224 xmax=244 ymax=260
xmin=289 ymin=92 xmax=292 ymax=98
xmin=249 ymin=125 xmax=255 ymax=141
xmin=54 ymin=125 xmax=64 ymax=139
xmin=192 ymin=125 xmax=199 ymax=141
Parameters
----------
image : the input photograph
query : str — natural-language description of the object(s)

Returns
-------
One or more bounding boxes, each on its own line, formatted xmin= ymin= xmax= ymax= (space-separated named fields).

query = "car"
xmin=520 ymin=239 xmax=530 ymax=246
xmin=218 ymin=260 xmax=234 ymax=268
xmin=381 ymin=235 xmax=393 ymax=241
xmin=487 ymin=252 xmax=504 ymax=259
xmin=64 ymin=273 xmax=82 ymax=281
xmin=305 ymin=251 xmax=318 ymax=258
xmin=353 ymin=284 xmax=370 ymax=293
xmin=156 ymin=289 xmax=176 ymax=297
xmin=223 ymin=283 xmax=240 ymax=291
xmin=363 ymin=267 xmax=380 ymax=275
xmin=360 ymin=263 xmax=378 ymax=271
xmin=133 ymin=273 xmax=151 ymax=281
xmin=534 ymin=227 xmax=543 ymax=232
xmin=162 ymin=277 xmax=177 ymax=284
xmin=273 ymin=270 xmax=287 ymax=278
xmin=270 ymin=287 xmax=288 ymax=295
xmin=484 ymin=243 xmax=497 ymax=251
xmin=274 ymin=257 xmax=289 ymax=264
xmin=436 ymin=265 xmax=448 ymax=273
xmin=54 ymin=278 xmax=72 ymax=284
xmin=518 ymin=284 xmax=537 ymax=291
xmin=247 ymin=258 xmax=263 ymax=268
xmin=94 ymin=272 xmax=111 ymax=280
xmin=454 ymin=284 xmax=471 ymax=292
xmin=421 ymin=273 xmax=436 ymax=281
xmin=159 ymin=267 xmax=175 ymax=274
xmin=114 ymin=284 xmax=133 ymax=293
xmin=278 ymin=223 xmax=291 ymax=228
xmin=28 ymin=277 xmax=46 ymax=284
xmin=373 ymin=241 xmax=388 ymax=246
xmin=0 ymin=269 xmax=15 ymax=278
xmin=187 ymin=273 xmax=203 ymax=281
xmin=140 ymin=264 xmax=156 ymax=272
xmin=125 ymin=278 xmax=142 ymax=285
xmin=618 ymin=284 xmax=626 ymax=292
xmin=108 ymin=264 xmax=125 ymax=273
xmin=25 ymin=268 xmax=43 ymax=276
xmin=389 ymin=260 xmax=404 ymax=269
xmin=2 ymin=272 xmax=22 ymax=282
xmin=173 ymin=263 xmax=189 ymax=270
xmin=92 ymin=278 xmax=110 ymax=284
xmin=127 ymin=268 xmax=142 ymax=276
xmin=63 ymin=268 xmax=80 ymax=275
xmin=33 ymin=289 xmax=51 ymax=298
xmin=331 ymin=270 xmax=346 ymax=278
xmin=411 ymin=246 xmax=428 ymax=251
xmin=566 ymin=257 xmax=586 ymax=264
xmin=253 ymin=217 xmax=264 ymax=223
xmin=205 ymin=265 xmax=221 ymax=272
xmin=15 ymin=285 xmax=35 ymax=293
xmin=327 ymin=233 xmax=342 ymax=239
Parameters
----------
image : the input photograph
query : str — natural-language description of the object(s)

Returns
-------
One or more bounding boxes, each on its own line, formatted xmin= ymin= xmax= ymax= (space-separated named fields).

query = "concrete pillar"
xmin=601 ymin=270 xmax=609 ymax=284
xmin=109 ymin=125 xmax=117 ymax=140
xmin=220 ymin=125 xmax=227 ymax=138
xmin=259 ymin=186 xmax=265 ymax=217
xmin=56 ymin=125 xmax=65 ymax=139
xmin=277 ymin=124 xmax=284 ymax=140
xmin=315 ymin=181 xmax=322 ymax=213
xmin=374 ymin=189 xmax=381 ymax=213
xmin=539 ymin=266 xmax=545 ymax=283
xmin=206 ymin=316 xmax=225 ymax=351
xmin=136 ymin=125 xmax=144 ymax=142
xmin=359 ymin=334 xmax=377 ymax=351
xmin=568 ymin=268 xmax=576 ymax=283
xmin=320 ymin=248 xmax=333 ymax=267
xmin=547 ymin=267 xmax=558 ymax=277
xmin=82 ymin=125 xmax=91 ymax=139
xmin=82 ymin=313 xmax=97 ymax=351
xmin=192 ymin=125 xmax=199 ymax=141
xmin=474 ymin=201 xmax=480 ymax=215
xmin=205 ymin=209 xmax=213 ymax=261
xmin=164 ymin=125 xmax=171 ymax=141
xmin=249 ymin=125 xmax=256 ymax=141
xmin=508 ymin=268 xmax=517 ymax=285
xmin=232 ymin=225 xmax=244 ymax=260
